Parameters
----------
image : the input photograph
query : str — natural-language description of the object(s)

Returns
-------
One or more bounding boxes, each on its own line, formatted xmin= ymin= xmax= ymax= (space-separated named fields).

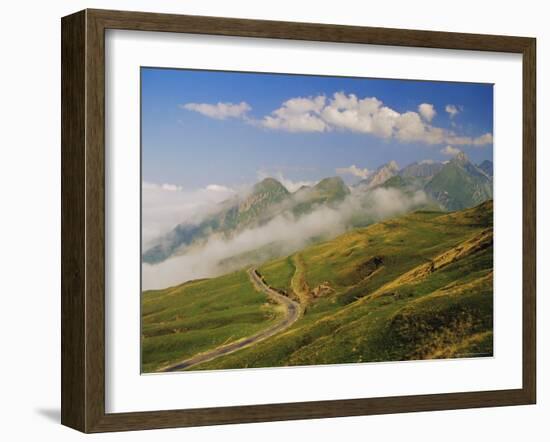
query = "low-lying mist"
xmin=142 ymin=182 xmax=236 ymax=249
xmin=142 ymin=187 xmax=428 ymax=290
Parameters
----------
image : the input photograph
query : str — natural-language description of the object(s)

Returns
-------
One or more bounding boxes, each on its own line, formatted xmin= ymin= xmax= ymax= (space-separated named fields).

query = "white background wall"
xmin=0 ymin=0 xmax=546 ymax=440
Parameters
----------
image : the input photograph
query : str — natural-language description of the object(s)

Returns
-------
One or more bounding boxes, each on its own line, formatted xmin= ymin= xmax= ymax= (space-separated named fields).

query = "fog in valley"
xmin=142 ymin=182 xmax=427 ymax=290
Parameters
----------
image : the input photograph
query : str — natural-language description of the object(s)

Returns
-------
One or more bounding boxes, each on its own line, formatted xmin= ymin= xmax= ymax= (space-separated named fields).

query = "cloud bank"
xmin=180 ymin=93 xmax=492 ymax=147
xmin=142 ymin=181 xmax=235 ymax=249
xmin=142 ymin=186 xmax=428 ymax=290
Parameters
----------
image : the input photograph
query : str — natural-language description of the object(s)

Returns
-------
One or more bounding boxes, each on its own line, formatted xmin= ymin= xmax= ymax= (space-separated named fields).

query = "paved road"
xmin=161 ymin=268 xmax=301 ymax=372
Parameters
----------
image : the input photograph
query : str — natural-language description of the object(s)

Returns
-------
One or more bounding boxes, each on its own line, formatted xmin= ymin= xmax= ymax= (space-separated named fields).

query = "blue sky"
xmin=141 ymin=67 xmax=493 ymax=190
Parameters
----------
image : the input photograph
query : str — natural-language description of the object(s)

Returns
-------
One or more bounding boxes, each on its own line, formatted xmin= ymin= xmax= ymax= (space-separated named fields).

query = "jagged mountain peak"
xmin=291 ymin=176 xmax=350 ymax=211
xmin=451 ymin=150 xmax=469 ymax=164
xmin=252 ymin=177 xmax=290 ymax=195
xmin=425 ymin=152 xmax=492 ymax=211
xmin=400 ymin=160 xmax=444 ymax=178
xmin=314 ymin=176 xmax=347 ymax=191
xmin=358 ymin=160 xmax=400 ymax=189
xmin=312 ymin=176 xmax=350 ymax=200
xmin=387 ymin=160 xmax=399 ymax=171
xmin=143 ymin=154 xmax=494 ymax=266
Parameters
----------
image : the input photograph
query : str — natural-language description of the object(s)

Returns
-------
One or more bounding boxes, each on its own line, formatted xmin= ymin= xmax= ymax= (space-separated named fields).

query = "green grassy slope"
xmin=258 ymin=256 xmax=295 ymax=295
xmin=425 ymin=157 xmax=492 ymax=211
xmin=193 ymin=200 xmax=493 ymax=370
xmin=141 ymin=270 xmax=284 ymax=372
xmin=291 ymin=176 xmax=350 ymax=216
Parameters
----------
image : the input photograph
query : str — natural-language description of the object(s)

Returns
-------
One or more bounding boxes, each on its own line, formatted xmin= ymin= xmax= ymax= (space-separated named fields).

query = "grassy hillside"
xmin=142 ymin=200 xmax=493 ymax=372
xmin=258 ymin=256 xmax=295 ymax=295
xmin=193 ymin=201 xmax=493 ymax=370
xmin=141 ymin=270 xmax=285 ymax=372
xmin=291 ymin=176 xmax=350 ymax=216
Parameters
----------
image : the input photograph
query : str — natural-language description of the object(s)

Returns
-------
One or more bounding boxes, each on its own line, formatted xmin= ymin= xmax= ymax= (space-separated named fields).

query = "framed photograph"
xmin=61 ymin=9 xmax=536 ymax=433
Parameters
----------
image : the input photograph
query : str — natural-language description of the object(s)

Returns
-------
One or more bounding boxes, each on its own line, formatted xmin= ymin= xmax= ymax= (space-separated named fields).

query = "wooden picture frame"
xmin=61 ymin=8 xmax=536 ymax=433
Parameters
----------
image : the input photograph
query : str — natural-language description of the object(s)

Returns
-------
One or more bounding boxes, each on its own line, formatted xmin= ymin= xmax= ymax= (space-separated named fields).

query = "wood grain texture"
xmin=61 ymin=10 xmax=86 ymax=432
xmin=61 ymin=8 xmax=537 ymax=433
xmin=89 ymin=8 xmax=532 ymax=52
xmin=522 ymin=38 xmax=537 ymax=403
xmin=85 ymin=9 xmax=107 ymax=432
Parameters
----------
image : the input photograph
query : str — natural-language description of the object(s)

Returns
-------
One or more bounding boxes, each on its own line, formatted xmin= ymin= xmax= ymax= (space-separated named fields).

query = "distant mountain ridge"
xmin=365 ymin=153 xmax=493 ymax=211
xmin=399 ymin=160 xmax=444 ymax=178
xmin=478 ymin=160 xmax=493 ymax=177
xmin=424 ymin=152 xmax=493 ymax=211
xmin=358 ymin=160 xmax=399 ymax=189
xmin=143 ymin=176 xmax=350 ymax=264
xmin=143 ymin=151 xmax=493 ymax=265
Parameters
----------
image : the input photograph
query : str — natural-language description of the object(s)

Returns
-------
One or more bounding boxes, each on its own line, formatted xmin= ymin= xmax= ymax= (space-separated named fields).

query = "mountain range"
xmin=424 ymin=152 xmax=493 ymax=211
xmin=143 ymin=151 xmax=493 ymax=265
xmin=143 ymin=175 xmax=351 ymax=264
xmin=357 ymin=160 xmax=400 ymax=188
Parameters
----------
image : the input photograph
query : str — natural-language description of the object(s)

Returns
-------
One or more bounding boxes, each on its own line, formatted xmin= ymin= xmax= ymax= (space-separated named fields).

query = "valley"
xmin=142 ymin=152 xmax=493 ymax=292
xmin=141 ymin=199 xmax=493 ymax=372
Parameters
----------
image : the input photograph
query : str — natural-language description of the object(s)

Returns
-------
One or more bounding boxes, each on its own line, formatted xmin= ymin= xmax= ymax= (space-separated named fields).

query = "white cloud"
xmin=142 ymin=181 xmax=236 ymax=249
xmin=321 ymin=93 xmax=402 ymax=138
xmin=472 ymin=132 xmax=494 ymax=146
xmin=336 ymin=164 xmax=370 ymax=179
xmin=142 ymin=186 xmax=429 ymax=289
xmin=160 ymin=183 xmax=181 ymax=191
xmin=440 ymin=145 xmax=461 ymax=156
xmin=418 ymin=103 xmax=436 ymax=122
xmin=181 ymin=94 xmax=491 ymax=147
xmin=445 ymin=132 xmax=493 ymax=146
xmin=261 ymin=96 xmax=328 ymax=132
xmin=181 ymin=101 xmax=251 ymax=120
xmin=205 ymin=184 xmax=235 ymax=193
xmin=257 ymin=92 xmax=491 ymax=147
xmin=394 ymin=111 xmax=446 ymax=144
xmin=445 ymin=104 xmax=460 ymax=118
xmin=142 ymin=181 xmax=183 ymax=192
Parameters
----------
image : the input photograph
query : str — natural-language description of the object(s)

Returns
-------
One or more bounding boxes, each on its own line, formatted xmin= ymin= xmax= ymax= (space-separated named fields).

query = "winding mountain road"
xmin=161 ymin=268 xmax=301 ymax=372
